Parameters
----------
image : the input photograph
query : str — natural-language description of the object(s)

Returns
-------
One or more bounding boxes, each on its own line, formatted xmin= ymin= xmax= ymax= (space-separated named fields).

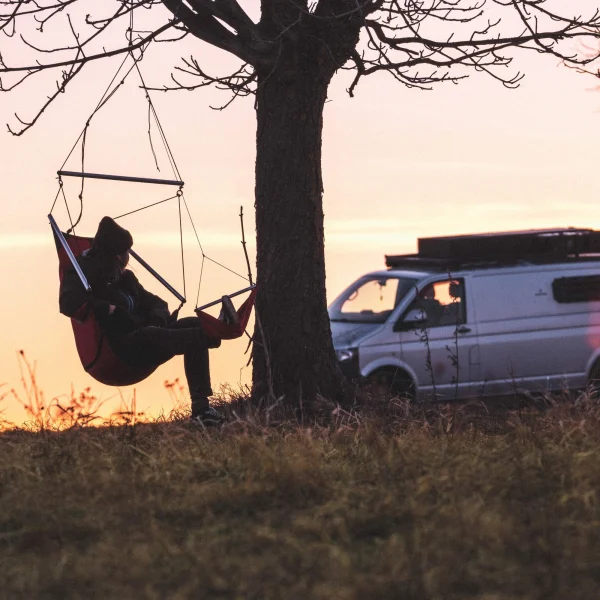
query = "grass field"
xmin=1 ymin=388 xmax=600 ymax=599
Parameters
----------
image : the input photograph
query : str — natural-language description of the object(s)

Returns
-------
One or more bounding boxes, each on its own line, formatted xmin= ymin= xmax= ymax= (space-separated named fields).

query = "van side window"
xmin=406 ymin=279 xmax=466 ymax=328
xmin=552 ymin=276 xmax=600 ymax=303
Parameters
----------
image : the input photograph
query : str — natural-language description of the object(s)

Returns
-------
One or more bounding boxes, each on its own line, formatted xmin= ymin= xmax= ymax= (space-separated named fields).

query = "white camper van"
xmin=329 ymin=228 xmax=600 ymax=401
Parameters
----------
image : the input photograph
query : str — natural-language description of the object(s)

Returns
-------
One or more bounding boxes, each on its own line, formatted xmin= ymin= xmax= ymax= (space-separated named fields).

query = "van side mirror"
xmin=393 ymin=308 xmax=427 ymax=332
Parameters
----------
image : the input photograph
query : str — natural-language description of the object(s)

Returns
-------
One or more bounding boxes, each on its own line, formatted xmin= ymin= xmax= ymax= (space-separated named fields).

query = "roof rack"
xmin=386 ymin=228 xmax=600 ymax=270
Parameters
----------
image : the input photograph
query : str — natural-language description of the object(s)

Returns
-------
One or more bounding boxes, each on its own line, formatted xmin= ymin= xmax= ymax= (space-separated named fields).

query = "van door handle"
xmin=456 ymin=325 xmax=471 ymax=334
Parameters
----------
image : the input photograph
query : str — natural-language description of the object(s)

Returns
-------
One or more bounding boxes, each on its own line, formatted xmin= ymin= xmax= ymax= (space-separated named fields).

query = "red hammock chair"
xmin=194 ymin=287 xmax=257 ymax=339
xmin=53 ymin=229 xmax=158 ymax=386
xmin=53 ymin=227 xmax=256 ymax=386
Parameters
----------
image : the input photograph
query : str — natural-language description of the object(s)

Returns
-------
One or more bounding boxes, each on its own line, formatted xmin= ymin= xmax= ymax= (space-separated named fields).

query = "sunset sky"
xmin=2 ymin=3 xmax=600 ymax=425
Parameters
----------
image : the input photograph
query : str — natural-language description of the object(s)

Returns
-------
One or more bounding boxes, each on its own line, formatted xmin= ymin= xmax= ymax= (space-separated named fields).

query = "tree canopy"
xmin=2 ymin=1 xmax=600 ymax=135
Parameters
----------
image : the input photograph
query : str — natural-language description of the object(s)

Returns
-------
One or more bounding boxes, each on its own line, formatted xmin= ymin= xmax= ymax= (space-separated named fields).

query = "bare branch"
xmin=191 ymin=0 xmax=256 ymax=37
xmin=0 ymin=19 xmax=178 ymax=73
xmin=8 ymin=53 xmax=85 ymax=135
xmin=160 ymin=0 xmax=269 ymax=66
xmin=18 ymin=5 xmax=127 ymax=54
xmin=1 ymin=0 xmax=600 ymax=134
xmin=342 ymin=0 xmax=600 ymax=93
xmin=147 ymin=56 xmax=257 ymax=109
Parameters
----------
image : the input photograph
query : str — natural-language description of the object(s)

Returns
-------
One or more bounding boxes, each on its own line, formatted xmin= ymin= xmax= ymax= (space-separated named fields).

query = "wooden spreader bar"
xmin=129 ymin=249 xmax=186 ymax=304
xmin=58 ymin=170 xmax=184 ymax=187
xmin=197 ymin=285 xmax=256 ymax=311
xmin=49 ymin=213 xmax=92 ymax=292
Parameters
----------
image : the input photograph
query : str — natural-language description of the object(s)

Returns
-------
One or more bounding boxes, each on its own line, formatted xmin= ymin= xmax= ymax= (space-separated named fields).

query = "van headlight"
xmin=336 ymin=348 xmax=357 ymax=363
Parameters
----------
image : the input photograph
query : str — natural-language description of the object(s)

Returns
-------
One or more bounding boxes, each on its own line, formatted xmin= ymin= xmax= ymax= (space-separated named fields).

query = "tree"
xmin=2 ymin=0 xmax=600 ymax=406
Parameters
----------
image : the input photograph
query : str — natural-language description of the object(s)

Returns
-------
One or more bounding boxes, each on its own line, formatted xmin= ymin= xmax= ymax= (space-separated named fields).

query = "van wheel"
xmin=368 ymin=368 xmax=415 ymax=401
xmin=588 ymin=360 xmax=600 ymax=397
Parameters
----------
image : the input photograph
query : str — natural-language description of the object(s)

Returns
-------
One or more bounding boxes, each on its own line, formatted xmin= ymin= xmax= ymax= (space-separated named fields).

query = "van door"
xmin=395 ymin=277 xmax=479 ymax=401
xmin=471 ymin=267 xmax=600 ymax=395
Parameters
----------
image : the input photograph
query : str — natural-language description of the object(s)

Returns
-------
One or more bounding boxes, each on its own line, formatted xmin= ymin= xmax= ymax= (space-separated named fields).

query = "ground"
xmin=1 ymin=393 xmax=599 ymax=599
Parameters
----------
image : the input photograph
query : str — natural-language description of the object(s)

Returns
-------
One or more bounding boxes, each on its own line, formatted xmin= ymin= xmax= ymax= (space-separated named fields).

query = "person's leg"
xmin=170 ymin=318 xmax=215 ymax=416
xmin=169 ymin=317 xmax=230 ymax=424
xmin=113 ymin=317 xmax=219 ymax=417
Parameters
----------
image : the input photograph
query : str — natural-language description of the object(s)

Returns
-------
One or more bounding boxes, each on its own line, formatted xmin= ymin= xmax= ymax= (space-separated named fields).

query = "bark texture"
xmin=252 ymin=2 xmax=361 ymax=405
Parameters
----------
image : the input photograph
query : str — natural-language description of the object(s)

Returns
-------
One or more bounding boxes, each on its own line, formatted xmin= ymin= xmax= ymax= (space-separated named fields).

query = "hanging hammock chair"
xmin=51 ymin=214 xmax=256 ymax=387
xmin=52 ymin=227 xmax=158 ymax=386
xmin=49 ymin=46 xmax=256 ymax=387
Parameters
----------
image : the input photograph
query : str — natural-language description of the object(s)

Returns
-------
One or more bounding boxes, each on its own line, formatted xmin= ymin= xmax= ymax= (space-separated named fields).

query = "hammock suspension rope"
xmin=49 ymin=39 xmax=253 ymax=309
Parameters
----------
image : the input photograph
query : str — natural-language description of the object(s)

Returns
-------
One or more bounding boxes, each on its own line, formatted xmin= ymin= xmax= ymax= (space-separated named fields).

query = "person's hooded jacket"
xmin=59 ymin=217 xmax=171 ymax=338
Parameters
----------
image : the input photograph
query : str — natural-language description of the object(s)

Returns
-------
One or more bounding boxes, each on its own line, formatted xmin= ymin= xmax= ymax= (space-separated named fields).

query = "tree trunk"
xmin=252 ymin=60 xmax=345 ymax=406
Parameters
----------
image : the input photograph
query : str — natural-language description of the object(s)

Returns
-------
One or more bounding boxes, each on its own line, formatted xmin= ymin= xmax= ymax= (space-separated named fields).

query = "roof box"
xmin=418 ymin=228 xmax=600 ymax=261
xmin=386 ymin=228 xmax=600 ymax=269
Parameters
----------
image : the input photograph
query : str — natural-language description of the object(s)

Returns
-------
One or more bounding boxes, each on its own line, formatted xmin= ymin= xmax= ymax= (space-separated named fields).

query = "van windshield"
xmin=329 ymin=275 xmax=418 ymax=324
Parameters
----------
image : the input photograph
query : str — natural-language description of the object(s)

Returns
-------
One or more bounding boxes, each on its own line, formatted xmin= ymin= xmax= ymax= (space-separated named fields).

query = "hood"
xmin=330 ymin=320 xmax=382 ymax=349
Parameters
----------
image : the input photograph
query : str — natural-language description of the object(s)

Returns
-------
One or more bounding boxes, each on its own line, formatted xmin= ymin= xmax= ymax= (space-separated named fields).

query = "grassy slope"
xmin=1 ymin=399 xmax=600 ymax=599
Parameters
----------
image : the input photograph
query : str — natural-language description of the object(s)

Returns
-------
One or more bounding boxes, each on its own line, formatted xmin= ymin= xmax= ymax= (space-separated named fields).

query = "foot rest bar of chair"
xmin=129 ymin=249 xmax=186 ymax=304
xmin=49 ymin=214 xmax=92 ymax=292
xmin=58 ymin=170 xmax=184 ymax=187
xmin=196 ymin=285 xmax=256 ymax=311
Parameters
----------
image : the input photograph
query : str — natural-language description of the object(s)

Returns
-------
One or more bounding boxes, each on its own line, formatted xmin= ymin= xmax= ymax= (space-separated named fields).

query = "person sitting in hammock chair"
xmin=59 ymin=216 xmax=238 ymax=425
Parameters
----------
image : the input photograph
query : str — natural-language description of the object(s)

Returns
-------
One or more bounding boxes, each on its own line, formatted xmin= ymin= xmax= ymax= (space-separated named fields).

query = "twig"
xmin=238 ymin=205 xmax=274 ymax=402
xmin=239 ymin=205 xmax=253 ymax=287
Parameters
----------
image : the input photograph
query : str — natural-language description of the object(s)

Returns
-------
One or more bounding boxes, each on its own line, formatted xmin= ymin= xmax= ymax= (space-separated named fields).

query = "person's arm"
xmin=59 ymin=261 xmax=114 ymax=321
xmin=126 ymin=271 xmax=171 ymax=326
xmin=59 ymin=264 xmax=106 ymax=320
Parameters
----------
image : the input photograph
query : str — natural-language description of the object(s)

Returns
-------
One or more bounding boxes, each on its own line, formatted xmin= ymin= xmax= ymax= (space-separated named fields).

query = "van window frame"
xmin=329 ymin=274 xmax=420 ymax=324
xmin=394 ymin=277 xmax=467 ymax=332
xmin=552 ymin=275 xmax=600 ymax=304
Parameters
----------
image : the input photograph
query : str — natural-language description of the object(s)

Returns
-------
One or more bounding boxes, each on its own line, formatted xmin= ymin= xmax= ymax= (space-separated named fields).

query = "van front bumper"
xmin=336 ymin=348 xmax=361 ymax=382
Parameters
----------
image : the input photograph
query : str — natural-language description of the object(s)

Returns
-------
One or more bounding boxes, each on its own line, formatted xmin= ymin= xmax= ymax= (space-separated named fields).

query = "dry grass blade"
xmin=2 ymin=368 xmax=600 ymax=597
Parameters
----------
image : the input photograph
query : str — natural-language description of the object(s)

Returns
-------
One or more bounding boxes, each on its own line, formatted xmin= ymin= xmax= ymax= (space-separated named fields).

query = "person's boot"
xmin=194 ymin=406 xmax=225 ymax=426
xmin=190 ymin=395 xmax=225 ymax=426
xmin=218 ymin=295 xmax=240 ymax=326
xmin=190 ymin=404 xmax=225 ymax=426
